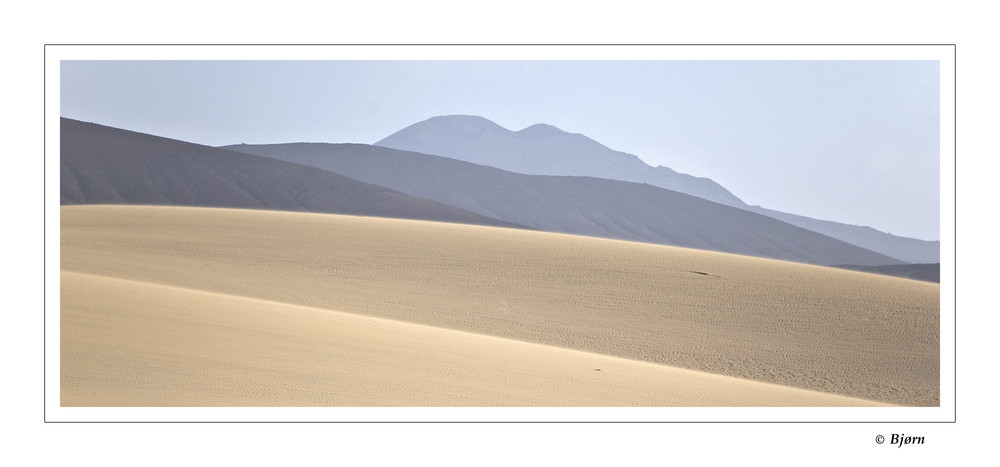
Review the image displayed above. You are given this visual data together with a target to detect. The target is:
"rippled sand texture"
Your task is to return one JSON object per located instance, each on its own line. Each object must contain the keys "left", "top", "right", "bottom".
{"left": 60, "top": 205, "right": 939, "bottom": 406}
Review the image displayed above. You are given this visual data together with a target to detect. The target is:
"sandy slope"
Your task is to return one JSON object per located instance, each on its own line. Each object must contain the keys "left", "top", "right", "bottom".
{"left": 61, "top": 271, "right": 888, "bottom": 406}
{"left": 60, "top": 205, "right": 939, "bottom": 406}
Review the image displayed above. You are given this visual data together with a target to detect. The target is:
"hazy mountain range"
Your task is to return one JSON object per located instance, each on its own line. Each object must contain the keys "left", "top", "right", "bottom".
{"left": 60, "top": 116, "right": 937, "bottom": 271}
{"left": 60, "top": 118, "right": 522, "bottom": 229}
{"left": 376, "top": 115, "right": 746, "bottom": 208}
{"left": 376, "top": 115, "right": 939, "bottom": 264}
{"left": 227, "top": 142, "right": 901, "bottom": 266}
{"left": 832, "top": 263, "right": 940, "bottom": 283}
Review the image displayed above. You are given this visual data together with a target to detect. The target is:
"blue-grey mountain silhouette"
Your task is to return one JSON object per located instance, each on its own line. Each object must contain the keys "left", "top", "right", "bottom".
{"left": 60, "top": 118, "right": 523, "bottom": 229}
{"left": 228, "top": 142, "right": 904, "bottom": 267}
{"left": 375, "top": 115, "right": 938, "bottom": 263}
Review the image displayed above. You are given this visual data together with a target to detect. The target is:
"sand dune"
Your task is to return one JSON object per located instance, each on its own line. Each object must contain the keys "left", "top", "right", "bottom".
{"left": 61, "top": 271, "right": 889, "bottom": 407}
{"left": 60, "top": 205, "right": 939, "bottom": 406}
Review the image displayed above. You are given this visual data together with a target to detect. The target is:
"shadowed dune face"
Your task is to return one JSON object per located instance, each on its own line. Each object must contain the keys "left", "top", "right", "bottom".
{"left": 60, "top": 205, "right": 939, "bottom": 406}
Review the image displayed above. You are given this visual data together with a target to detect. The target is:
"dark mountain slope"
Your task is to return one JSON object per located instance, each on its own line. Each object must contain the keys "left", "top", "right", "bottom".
{"left": 748, "top": 205, "right": 940, "bottom": 264}
{"left": 60, "top": 118, "right": 522, "bottom": 229}
{"left": 375, "top": 115, "right": 938, "bottom": 263}
{"left": 832, "top": 263, "right": 940, "bottom": 283}
{"left": 227, "top": 142, "right": 904, "bottom": 267}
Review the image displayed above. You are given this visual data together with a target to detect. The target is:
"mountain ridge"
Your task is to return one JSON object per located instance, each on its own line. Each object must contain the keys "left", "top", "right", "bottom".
{"left": 60, "top": 118, "right": 523, "bottom": 230}
{"left": 375, "top": 115, "right": 747, "bottom": 208}
{"left": 375, "top": 114, "right": 939, "bottom": 263}
{"left": 226, "top": 141, "right": 904, "bottom": 267}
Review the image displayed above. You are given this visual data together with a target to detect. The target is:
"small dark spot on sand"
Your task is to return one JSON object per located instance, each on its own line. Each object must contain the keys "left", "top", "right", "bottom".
{"left": 594, "top": 368, "right": 601, "bottom": 371}
{"left": 691, "top": 271, "right": 709, "bottom": 276}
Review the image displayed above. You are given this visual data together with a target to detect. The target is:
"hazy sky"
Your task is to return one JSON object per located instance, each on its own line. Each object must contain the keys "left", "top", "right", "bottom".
{"left": 61, "top": 59, "right": 941, "bottom": 241}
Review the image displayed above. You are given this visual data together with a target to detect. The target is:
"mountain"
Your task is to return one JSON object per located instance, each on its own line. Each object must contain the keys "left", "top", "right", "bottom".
{"left": 226, "top": 142, "right": 904, "bottom": 267}
{"left": 375, "top": 115, "right": 746, "bottom": 208}
{"left": 375, "top": 115, "right": 939, "bottom": 264}
{"left": 832, "top": 263, "right": 940, "bottom": 283}
{"left": 60, "top": 118, "right": 522, "bottom": 229}
{"left": 747, "top": 205, "right": 940, "bottom": 264}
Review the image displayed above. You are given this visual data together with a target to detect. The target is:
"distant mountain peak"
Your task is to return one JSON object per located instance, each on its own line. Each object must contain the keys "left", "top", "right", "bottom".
{"left": 413, "top": 116, "right": 578, "bottom": 139}
{"left": 517, "top": 122, "right": 566, "bottom": 134}
{"left": 376, "top": 115, "right": 748, "bottom": 208}
{"left": 416, "top": 115, "right": 505, "bottom": 134}
{"left": 378, "top": 114, "right": 938, "bottom": 263}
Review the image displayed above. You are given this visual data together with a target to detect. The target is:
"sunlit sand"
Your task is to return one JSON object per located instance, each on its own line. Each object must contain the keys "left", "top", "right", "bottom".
{"left": 60, "top": 205, "right": 938, "bottom": 406}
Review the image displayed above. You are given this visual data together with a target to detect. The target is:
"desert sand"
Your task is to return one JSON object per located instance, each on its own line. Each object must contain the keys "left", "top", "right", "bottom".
{"left": 61, "top": 271, "right": 890, "bottom": 406}
{"left": 60, "top": 205, "right": 939, "bottom": 406}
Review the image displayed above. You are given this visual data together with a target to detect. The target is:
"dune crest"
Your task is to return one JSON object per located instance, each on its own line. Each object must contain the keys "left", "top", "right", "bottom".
{"left": 61, "top": 205, "right": 939, "bottom": 406}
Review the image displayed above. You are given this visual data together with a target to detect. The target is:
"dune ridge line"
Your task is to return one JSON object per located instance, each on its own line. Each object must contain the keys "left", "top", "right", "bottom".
{"left": 61, "top": 205, "right": 939, "bottom": 406}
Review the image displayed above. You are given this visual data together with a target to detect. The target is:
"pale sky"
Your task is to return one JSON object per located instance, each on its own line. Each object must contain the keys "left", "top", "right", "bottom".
{"left": 61, "top": 59, "right": 941, "bottom": 241}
